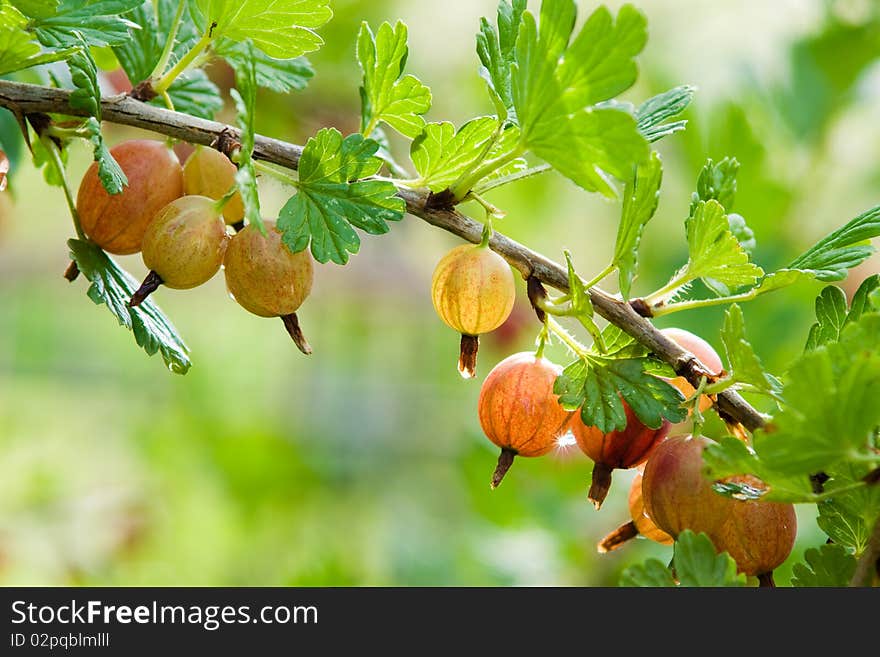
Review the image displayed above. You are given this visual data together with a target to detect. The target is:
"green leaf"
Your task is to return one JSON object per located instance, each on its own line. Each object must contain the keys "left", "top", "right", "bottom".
{"left": 620, "top": 530, "right": 746, "bottom": 587}
{"left": 10, "top": 1, "right": 58, "bottom": 19}
{"left": 511, "top": 0, "right": 649, "bottom": 197}
{"left": 636, "top": 85, "right": 695, "bottom": 142}
{"left": 554, "top": 355, "right": 686, "bottom": 434}
{"left": 216, "top": 39, "right": 313, "bottom": 93}
{"left": 554, "top": 3, "right": 647, "bottom": 109}
{"left": 277, "top": 128, "right": 406, "bottom": 265}
{"left": 165, "top": 69, "right": 223, "bottom": 119}
{"left": 619, "top": 559, "right": 676, "bottom": 587}
{"left": 806, "top": 276, "right": 880, "bottom": 351}
{"left": 0, "top": 4, "right": 49, "bottom": 76}
{"left": 720, "top": 304, "right": 774, "bottom": 392}
{"left": 530, "top": 107, "right": 648, "bottom": 198}
{"left": 702, "top": 436, "right": 815, "bottom": 503}
{"left": 673, "top": 530, "right": 746, "bottom": 587}
{"left": 561, "top": 251, "right": 606, "bottom": 348}
{"left": 680, "top": 200, "right": 764, "bottom": 291}
{"left": 111, "top": 1, "right": 221, "bottom": 118}
{"left": 597, "top": 324, "right": 650, "bottom": 360}
{"left": 68, "top": 238, "right": 191, "bottom": 373}
{"left": 476, "top": 0, "right": 526, "bottom": 117}
{"left": 192, "top": 0, "right": 332, "bottom": 59}
{"left": 67, "top": 43, "right": 101, "bottom": 117}
{"left": 410, "top": 118, "right": 522, "bottom": 193}
{"left": 687, "top": 157, "right": 756, "bottom": 297}
{"left": 227, "top": 41, "right": 262, "bottom": 234}
{"left": 847, "top": 274, "right": 880, "bottom": 326}
{"left": 2, "top": 4, "right": 82, "bottom": 77}
{"left": 725, "top": 213, "right": 756, "bottom": 254}
{"left": 816, "top": 465, "right": 880, "bottom": 553}
{"left": 752, "top": 268, "right": 816, "bottom": 296}
{"left": 789, "top": 204, "right": 880, "bottom": 281}
{"left": 81, "top": 117, "right": 127, "bottom": 195}
{"left": 112, "top": 0, "right": 182, "bottom": 85}
{"left": 805, "top": 285, "right": 848, "bottom": 351}
{"left": 23, "top": 0, "right": 143, "bottom": 48}
{"left": 614, "top": 151, "right": 662, "bottom": 298}
{"left": 357, "top": 21, "right": 431, "bottom": 139}
{"left": 753, "top": 313, "right": 880, "bottom": 476}
{"left": 791, "top": 544, "right": 857, "bottom": 587}
{"left": 691, "top": 157, "right": 739, "bottom": 214}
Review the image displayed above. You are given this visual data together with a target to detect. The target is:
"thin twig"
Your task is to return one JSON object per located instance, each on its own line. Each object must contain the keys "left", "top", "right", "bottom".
{"left": 0, "top": 79, "right": 769, "bottom": 431}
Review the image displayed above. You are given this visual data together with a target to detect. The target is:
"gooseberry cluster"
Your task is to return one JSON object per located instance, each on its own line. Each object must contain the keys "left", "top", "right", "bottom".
{"left": 427, "top": 248, "right": 796, "bottom": 583}
{"left": 74, "top": 139, "right": 315, "bottom": 352}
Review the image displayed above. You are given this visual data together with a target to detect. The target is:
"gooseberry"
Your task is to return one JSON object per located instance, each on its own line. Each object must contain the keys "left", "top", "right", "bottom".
{"left": 642, "top": 434, "right": 797, "bottom": 584}
{"left": 568, "top": 399, "right": 670, "bottom": 509}
{"left": 76, "top": 139, "right": 183, "bottom": 255}
{"left": 129, "top": 196, "right": 229, "bottom": 307}
{"left": 223, "top": 221, "right": 314, "bottom": 354}
{"left": 477, "top": 352, "right": 572, "bottom": 488}
{"left": 597, "top": 466, "right": 673, "bottom": 553}
{"left": 182, "top": 146, "right": 245, "bottom": 225}
{"left": 431, "top": 243, "right": 516, "bottom": 378}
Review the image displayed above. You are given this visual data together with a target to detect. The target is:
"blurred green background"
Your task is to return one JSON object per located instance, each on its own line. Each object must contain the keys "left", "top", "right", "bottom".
{"left": 1, "top": 0, "right": 879, "bottom": 586}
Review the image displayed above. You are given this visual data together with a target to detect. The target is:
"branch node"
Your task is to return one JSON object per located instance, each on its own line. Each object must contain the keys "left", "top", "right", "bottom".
{"left": 425, "top": 188, "right": 456, "bottom": 212}
{"left": 129, "top": 80, "right": 158, "bottom": 102}
{"left": 26, "top": 112, "right": 61, "bottom": 149}
{"left": 526, "top": 275, "right": 547, "bottom": 323}
{"left": 212, "top": 128, "right": 241, "bottom": 161}
{"left": 629, "top": 297, "right": 653, "bottom": 317}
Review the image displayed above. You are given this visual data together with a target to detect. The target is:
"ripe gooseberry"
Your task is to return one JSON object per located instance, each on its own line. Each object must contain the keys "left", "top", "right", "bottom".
{"left": 129, "top": 196, "right": 230, "bottom": 307}
{"left": 660, "top": 327, "right": 724, "bottom": 412}
{"left": 431, "top": 243, "right": 516, "bottom": 378}
{"left": 182, "top": 146, "right": 245, "bottom": 226}
{"left": 76, "top": 139, "right": 183, "bottom": 254}
{"left": 568, "top": 399, "right": 670, "bottom": 509}
{"left": 477, "top": 352, "right": 572, "bottom": 488}
{"left": 642, "top": 434, "right": 797, "bottom": 585}
{"left": 597, "top": 466, "right": 673, "bottom": 553}
{"left": 223, "top": 221, "right": 314, "bottom": 354}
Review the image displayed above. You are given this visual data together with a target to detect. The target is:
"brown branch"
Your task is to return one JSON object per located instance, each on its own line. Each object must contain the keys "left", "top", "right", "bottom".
{"left": 0, "top": 79, "right": 769, "bottom": 431}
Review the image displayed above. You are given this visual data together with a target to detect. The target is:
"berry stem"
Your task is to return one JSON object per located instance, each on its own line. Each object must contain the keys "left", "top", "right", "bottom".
{"left": 534, "top": 318, "right": 550, "bottom": 360}
{"left": 458, "top": 334, "right": 480, "bottom": 378}
{"left": 129, "top": 270, "right": 164, "bottom": 308}
{"left": 547, "top": 317, "right": 591, "bottom": 359}
{"left": 281, "top": 313, "right": 313, "bottom": 355}
{"left": 491, "top": 448, "right": 516, "bottom": 489}
{"left": 252, "top": 159, "right": 297, "bottom": 186}
{"left": 757, "top": 572, "right": 776, "bottom": 588}
{"left": 597, "top": 520, "right": 639, "bottom": 553}
{"left": 214, "top": 184, "right": 239, "bottom": 213}
{"left": 40, "top": 135, "right": 85, "bottom": 240}
{"left": 588, "top": 463, "right": 614, "bottom": 510}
